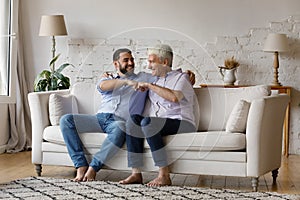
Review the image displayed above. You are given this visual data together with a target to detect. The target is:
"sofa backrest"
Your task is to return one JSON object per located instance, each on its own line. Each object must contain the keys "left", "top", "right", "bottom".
{"left": 70, "top": 82, "right": 271, "bottom": 131}
{"left": 71, "top": 82, "right": 102, "bottom": 114}
{"left": 194, "top": 85, "right": 271, "bottom": 131}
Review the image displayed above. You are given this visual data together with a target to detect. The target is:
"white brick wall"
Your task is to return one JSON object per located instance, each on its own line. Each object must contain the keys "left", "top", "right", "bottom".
{"left": 64, "top": 16, "right": 300, "bottom": 155}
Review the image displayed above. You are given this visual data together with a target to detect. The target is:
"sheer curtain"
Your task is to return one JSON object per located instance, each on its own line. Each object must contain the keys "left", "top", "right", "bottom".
{"left": 6, "top": 0, "right": 32, "bottom": 153}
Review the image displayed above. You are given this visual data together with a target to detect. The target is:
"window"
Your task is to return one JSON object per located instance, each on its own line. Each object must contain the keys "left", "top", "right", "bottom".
{"left": 0, "top": 0, "right": 17, "bottom": 103}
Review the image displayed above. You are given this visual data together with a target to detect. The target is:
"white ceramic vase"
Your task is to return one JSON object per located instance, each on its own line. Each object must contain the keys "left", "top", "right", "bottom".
{"left": 219, "top": 68, "right": 237, "bottom": 85}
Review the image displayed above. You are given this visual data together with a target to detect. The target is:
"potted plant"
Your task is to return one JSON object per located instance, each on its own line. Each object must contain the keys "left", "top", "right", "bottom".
{"left": 218, "top": 56, "right": 240, "bottom": 70}
{"left": 33, "top": 54, "right": 73, "bottom": 92}
{"left": 218, "top": 56, "right": 240, "bottom": 85}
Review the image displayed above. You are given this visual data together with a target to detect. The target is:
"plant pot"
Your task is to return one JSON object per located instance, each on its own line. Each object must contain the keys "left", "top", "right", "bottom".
{"left": 219, "top": 68, "right": 237, "bottom": 85}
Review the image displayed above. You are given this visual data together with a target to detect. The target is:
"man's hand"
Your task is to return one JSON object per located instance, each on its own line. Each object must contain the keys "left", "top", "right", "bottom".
{"left": 126, "top": 81, "right": 148, "bottom": 92}
{"left": 136, "top": 82, "right": 149, "bottom": 92}
{"left": 185, "top": 70, "right": 195, "bottom": 85}
{"left": 102, "top": 71, "right": 114, "bottom": 78}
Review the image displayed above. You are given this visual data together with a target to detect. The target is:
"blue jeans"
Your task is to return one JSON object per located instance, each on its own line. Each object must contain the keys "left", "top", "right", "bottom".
{"left": 126, "top": 115, "right": 196, "bottom": 168}
{"left": 60, "top": 113, "right": 126, "bottom": 172}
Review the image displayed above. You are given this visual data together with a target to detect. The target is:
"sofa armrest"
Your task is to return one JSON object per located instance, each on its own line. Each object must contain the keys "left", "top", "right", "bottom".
{"left": 246, "top": 94, "right": 289, "bottom": 176}
{"left": 28, "top": 89, "right": 70, "bottom": 164}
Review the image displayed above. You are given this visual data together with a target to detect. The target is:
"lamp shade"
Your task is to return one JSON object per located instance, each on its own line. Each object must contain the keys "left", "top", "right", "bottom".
{"left": 39, "top": 15, "right": 68, "bottom": 36}
{"left": 263, "top": 33, "right": 289, "bottom": 52}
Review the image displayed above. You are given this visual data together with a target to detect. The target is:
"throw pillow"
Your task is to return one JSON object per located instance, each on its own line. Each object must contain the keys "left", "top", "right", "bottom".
{"left": 49, "top": 93, "right": 78, "bottom": 125}
{"left": 225, "top": 99, "right": 251, "bottom": 133}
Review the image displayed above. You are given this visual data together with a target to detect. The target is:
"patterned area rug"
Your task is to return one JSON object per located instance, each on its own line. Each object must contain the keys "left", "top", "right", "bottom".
{"left": 0, "top": 176, "right": 299, "bottom": 200}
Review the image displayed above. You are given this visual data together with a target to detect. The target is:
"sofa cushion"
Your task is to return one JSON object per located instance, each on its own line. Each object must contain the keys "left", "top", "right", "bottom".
{"left": 195, "top": 85, "right": 270, "bottom": 131}
{"left": 167, "top": 151, "right": 246, "bottom": 162}
{"left": 43, "top": 126, "right": 107, "bottom": 148}
{"left": 43, "top": 126, "right": 246, "bottom": 151}
{"left": 226, "top": 100, "right": 251, "bottom": 133}
{"left": 163, "top": 131, "right": 246, "bottom": 151}
{"left": 49, "top": 94, "right": 78, "bottom": 125}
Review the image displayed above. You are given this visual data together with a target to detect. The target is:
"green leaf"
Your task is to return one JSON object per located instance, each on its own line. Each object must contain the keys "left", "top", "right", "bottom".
{"left": 49, "top": 54, "right": 60, "bottom": 67}
{"left": 50, "top": 77, "right": 58, "bottom": 90}
{"left": 56, "top": 63, "right": 73, "bottom": 73}
{"left": 34, "top": 79, "right": 48, "bottom": 92}
{"left": 33, "top": 70, "right": 51, "bottom": 92}
{"left": 58, "top": 76, "right": 70, "bottom": 89}
{"left": 53, "top": 72, "right": 70, "bottom": 89}
{"left": 34, "top": 70, "right": 51, "bottom": 82}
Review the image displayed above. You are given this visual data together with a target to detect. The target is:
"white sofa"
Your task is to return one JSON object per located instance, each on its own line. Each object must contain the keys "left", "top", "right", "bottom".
{"left": 28, "top": 82, "right": 289, "bottom": 191}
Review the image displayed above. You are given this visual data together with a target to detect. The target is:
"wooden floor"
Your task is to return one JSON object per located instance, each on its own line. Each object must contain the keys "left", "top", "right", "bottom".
{"left": 0, "top": 151, "right": 300, "bottom": 194}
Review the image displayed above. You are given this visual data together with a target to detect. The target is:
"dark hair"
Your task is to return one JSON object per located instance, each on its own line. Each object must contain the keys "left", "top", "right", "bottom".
{"left": 113, "top": 48, "right": 132, "bottom": 61}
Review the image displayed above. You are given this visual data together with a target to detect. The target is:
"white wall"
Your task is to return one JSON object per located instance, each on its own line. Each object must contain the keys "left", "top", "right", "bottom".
{"left": 20, "top": 0, "right": 300, "bottom": 88}
{"left": 15, "top": 0, "right": 300, "bottom": 154}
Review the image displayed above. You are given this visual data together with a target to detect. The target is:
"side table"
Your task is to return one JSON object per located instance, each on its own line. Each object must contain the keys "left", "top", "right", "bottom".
{"left": 200, "top": 84, "right": 291, "bottom": 157}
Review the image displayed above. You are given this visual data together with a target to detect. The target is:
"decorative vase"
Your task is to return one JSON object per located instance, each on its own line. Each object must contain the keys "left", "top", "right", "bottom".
{"left": 219, "top": 68, "right": 237, "bottom": 85}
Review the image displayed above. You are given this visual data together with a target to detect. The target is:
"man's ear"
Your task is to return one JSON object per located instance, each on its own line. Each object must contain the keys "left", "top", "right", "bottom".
{"left": 113, "top": 61, "right": 118, "bottom": 67}
{"left": 163, "top": 58, "right": 169, "bottom": 66}
{"left": 113, "top": 61, "right": 119, "bottom": 70}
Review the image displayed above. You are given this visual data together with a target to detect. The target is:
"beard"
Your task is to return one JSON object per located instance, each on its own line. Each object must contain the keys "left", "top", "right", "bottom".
{"left": 118, "top": 61, "right": 134, "bottom": 75}
{"left": 119, "top": 67, "right": 129, "bottom": 75}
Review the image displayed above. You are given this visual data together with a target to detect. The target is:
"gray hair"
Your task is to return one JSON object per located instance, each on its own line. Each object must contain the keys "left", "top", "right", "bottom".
{"left": 147, "top": 44, "right": 173, "bottom": 67}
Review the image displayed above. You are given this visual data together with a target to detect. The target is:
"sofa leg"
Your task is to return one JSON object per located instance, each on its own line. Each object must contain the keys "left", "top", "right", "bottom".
{"left": 272, "top": 168, "right": 279, "bottom": 184}
{"left": 35, "top": 164, "right": 42, "bottom": 176}
{"left": 251, "top": 177, "right": 258, "bottom": 192}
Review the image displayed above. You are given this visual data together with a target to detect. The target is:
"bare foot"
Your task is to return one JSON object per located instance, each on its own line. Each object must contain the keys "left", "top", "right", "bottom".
{"left": 147, "top": 175, "right": 171, "bottom": 187}
{"left": 74, "top": 166, "right": 88, "bottom": 182}
{"left": 119, "top": 173, "right": 143, "bottom": 184}
{"left": 82, "top": 167, "right": 97, "bottom": 181}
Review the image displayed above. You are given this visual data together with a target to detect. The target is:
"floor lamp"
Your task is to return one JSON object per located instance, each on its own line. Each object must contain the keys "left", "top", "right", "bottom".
{"left": 263, "top": 33, "right": 289, "bottom": 86}
{"left": 39, "top": 15, "right": 68, "bottom": 69}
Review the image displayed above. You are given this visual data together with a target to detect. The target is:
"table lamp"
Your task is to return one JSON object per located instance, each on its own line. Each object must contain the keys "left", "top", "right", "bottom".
{"left": 263, "top": 33, "right": 289, "bottom": 86}
{"left": 39, "top": 15, "right": 68, "bottom": 60}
